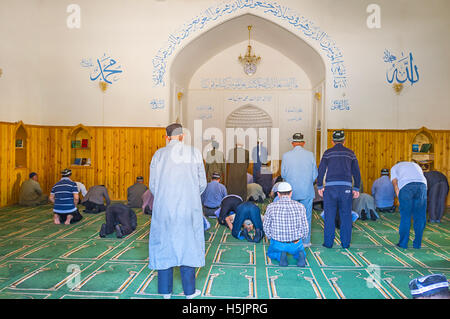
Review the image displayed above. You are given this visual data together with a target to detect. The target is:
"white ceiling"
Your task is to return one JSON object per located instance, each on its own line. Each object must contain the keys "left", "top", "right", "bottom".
{"left": 170, "top": 13, "right": 326, "bottom": 88}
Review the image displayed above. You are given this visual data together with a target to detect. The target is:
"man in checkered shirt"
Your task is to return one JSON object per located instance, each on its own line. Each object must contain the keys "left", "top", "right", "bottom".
{"left": 263, "top": 182, "right": 308, "bottom": 267}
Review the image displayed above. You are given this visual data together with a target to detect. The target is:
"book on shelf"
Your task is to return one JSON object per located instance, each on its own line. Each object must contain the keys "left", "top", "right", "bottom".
{"left": 412, "top": 144, "right": 419, "bottom": 152}
{"left": 81, "top": 139, "right": 88, "bottom": 148}
{"left": 72, "top": 140, "right": 82, "bottom": 148}
{"left": 15, "top": 139, "right": 23, "bottom": 148}
{"left": 81, "top": 158, "right": 87, "bottom": 165}
{"left": 419, "top": 143, "right": 432, "bottom": 153}
{"left": 74, "top": 158, "right": 82, "bottom": 165}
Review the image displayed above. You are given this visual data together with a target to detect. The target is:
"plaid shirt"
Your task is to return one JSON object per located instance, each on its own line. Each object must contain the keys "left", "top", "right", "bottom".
{"left": 263, "top": 196, "right": 309, "bottom": 242}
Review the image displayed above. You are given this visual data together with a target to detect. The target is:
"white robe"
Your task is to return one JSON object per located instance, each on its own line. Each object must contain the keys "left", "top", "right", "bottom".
{"left": 148, "top": 139, "right": 207, "bottom": 269}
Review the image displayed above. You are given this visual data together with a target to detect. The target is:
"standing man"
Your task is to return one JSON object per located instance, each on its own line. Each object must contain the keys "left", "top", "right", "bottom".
{"left": 18, "top": 172, "right": 48, "bottom": 206}
{"left": 226, "top": 143, "right": 249, "bottom": 200}
{"left": 372, "top": 168, "right": 396, "bottom": 213}
{"left": 49, "top": 169, "right": 83, "bottom": 225}
{"left": 390, "top": 161, "right": 427, "bottom": 249}
{"left": 281, "top": 133, "right": 318, "bottom": 247}
{"left": 263, "top": 182, "right": 309, "bottom": 267}
{"left": 148, "top": 123, "right": 207, "bottom": 299}
{"left": 423, "top": 170, "right": 449, "bottom": 223}
{"left": 317, "top": 130, "right": 361, "bottom": 249}
{"left": 127, "top": 176, "right": 148, "bottom": 208}
{"left": 205, "top": 139, "right": 226, "bottom": 183}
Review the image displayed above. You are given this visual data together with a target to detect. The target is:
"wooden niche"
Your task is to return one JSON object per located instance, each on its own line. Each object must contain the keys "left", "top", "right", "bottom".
{"left": 15, "top": 121, "right": 28, "bottom": 168}
{"left": 410, "top": 127, "right": 434, "bottom": 172}
{"left": 70, "top": 124, "right": 92, "bottom": 167}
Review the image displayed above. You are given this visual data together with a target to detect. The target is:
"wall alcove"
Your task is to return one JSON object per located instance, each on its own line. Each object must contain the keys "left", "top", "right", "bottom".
{"left": 69, "top": 124, "right": 93, "bottom": 167}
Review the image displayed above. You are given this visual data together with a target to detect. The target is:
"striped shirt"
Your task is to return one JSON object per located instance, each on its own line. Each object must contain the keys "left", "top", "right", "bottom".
{"left": 50, "top": 178, "right": 78, "bottom": 213}
{"left": 263, "top": 196, "right": 309, "bottom": 242}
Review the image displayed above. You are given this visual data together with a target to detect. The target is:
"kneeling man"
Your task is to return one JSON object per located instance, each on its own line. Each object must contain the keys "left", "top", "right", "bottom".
{"left": 263, "top": 182, "right": 309, "bottom": 267}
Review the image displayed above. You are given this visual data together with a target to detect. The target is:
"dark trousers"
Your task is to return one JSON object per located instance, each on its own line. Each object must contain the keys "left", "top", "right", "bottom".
{"left": 104, "top": 203, "right": 137, "bottom": 236}
{"left": 158, "top": 266, "right": 195, "bottom": 295}
{"left": 323, "top": 185, "right": 353, "bottom": 248}
{"left": 231, "top": 207, "right": 263, "bottom": 239}
{"left": 218, "top": 197, "right": 243, "bottom": 225}
{"left": 55, "top": 209, "right": 83, "bottom": 224}
{"left": 398, "top": 182, "right": 427, "bottom": 249}
{"left": 83, "top": 201, "right": 106, "bottom": 214}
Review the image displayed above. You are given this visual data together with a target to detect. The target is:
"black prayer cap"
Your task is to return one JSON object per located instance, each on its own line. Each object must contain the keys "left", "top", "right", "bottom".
{"left": 61, "top": 168, "right": 72, "bottom": 177}
{"left": 166, "top": 123, "right": 183, "bottom": 137}
{"left": 409, "top": 274, "right": 449, "bottom": 298}
{"left": 292, "top": 133, "right": 305, "bottom": 143}
{"left": 332, "top": 130, "right": 345, "bottom": 142}
{"left": 29, "top": 172, "right": 37, "bottom": 179}
{"left": 136, "top": 176, "right": 144, "bottom": 182}
{"left": 381, "top": 168, "right": 389, "bottom": 175}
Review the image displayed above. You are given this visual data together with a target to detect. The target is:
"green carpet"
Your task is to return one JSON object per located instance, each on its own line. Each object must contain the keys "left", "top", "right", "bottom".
{"left": 0, "top": 203, "right": 448, "bottom": 299}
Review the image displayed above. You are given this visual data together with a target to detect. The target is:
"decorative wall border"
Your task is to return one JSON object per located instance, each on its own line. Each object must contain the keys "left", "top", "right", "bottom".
{"left": 152, "top": 0, "right": 347, "bottom": 89}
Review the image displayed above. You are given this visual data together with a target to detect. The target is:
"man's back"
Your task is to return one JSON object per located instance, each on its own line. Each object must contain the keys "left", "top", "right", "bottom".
{"left": 19, "top": 180, "right": 42, "bottom": 205}
{"left": 372, "top": 175, "right": 395, "bottom": 208}
{"left": 127, "top": 183, "right": 148, "bottom": 208}
{"left": 263, "top": 197, "right": 309, "bottom": 242}
{"left": 281, "top": 146, "right": 317, "bottom": 200}
{"left": 84, "top": 185, "right": 111, "bottom": 206}
{"left": 390, "top": 162, "right": 427, "bottom": 190}
{"left": 202, "top": 180, "right": 227, "bottom": 208}
{"left": 317, "top": 143, "right": 361, "bottom": 190}
{"left": 51, "top": 178, "right": 78, "bottom": 213}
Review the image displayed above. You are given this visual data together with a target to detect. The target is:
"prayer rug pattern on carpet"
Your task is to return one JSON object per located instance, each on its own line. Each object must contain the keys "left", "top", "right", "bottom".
{"left": 0, "top": 203, "right": 448, "bottom": 299}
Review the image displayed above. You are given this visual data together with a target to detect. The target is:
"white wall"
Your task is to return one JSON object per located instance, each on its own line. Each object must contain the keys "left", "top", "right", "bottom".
{"left": 0, "top": 0, "right": 449, "bottom": 130}
{"left": 185, "top": 40, "right": 314, "bottom": 158}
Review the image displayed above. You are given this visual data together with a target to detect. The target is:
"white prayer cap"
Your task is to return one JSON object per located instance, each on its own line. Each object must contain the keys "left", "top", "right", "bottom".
{"left": 276, "top": 182, "right": 292, "bottom": 192}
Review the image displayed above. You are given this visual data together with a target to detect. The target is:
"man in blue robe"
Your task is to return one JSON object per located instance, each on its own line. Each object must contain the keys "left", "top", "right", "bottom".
{"left": 148, "top": 123, "right": 207, "bottom": 299}
{"left": 281, "top": 133, "right": 318, "bottom": 247}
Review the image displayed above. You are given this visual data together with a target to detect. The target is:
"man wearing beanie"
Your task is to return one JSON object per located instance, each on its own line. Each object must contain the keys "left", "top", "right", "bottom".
{"left": 317, "top": 130, "right": 361, "bottom": 249}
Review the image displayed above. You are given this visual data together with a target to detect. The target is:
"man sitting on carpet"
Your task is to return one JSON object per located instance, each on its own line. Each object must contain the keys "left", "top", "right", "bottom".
{"left": 263, "top": 182, "right": 308, "bottom": 267}
{"left": 127, "top": 176, "right": 148, "bottom": 208}
{"left": 201, "top": 172, "right": 227, "bottom": 217}
{"left": 372, "top": 168, "right": 396, "bottom": 213}
{"left": 99, "top": 202, "right": 137, "bottom": 238}
{"left": 82, "top": 184, "right": 111, "bottom": 214}
{"left": 225, "top": 197, "right": 264, "bottom": 243}
{"left": 18, "top": 172, "right": 48, "bottom": 206}
{"left": 49, "top": 169, "right": 83, "bottom": 225}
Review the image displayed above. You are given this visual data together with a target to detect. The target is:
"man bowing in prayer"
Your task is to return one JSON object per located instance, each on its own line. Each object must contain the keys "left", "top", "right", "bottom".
{"left": 148, "top": 123, "right": 207, "bottom": 299}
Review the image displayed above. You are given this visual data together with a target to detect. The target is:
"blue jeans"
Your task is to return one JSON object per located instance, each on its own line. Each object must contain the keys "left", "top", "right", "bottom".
{"left": 398, "top": 182, "right": 427, "bottom": 249}
{"left": 296, "top": 197, "right": 313, "bottom": 245}
{"left": 323, "top": 185, "right": 353, "bottom": 248}
{"left": 158, "top": 266, "right": 195, "bottom": 295}
{"left": 267, "top": 239, "right": 306, "bottom": 262}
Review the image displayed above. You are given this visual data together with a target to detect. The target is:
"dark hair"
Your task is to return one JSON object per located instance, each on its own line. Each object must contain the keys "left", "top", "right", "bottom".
{"left": 277, "top": 191, "right": 291, "bottom": 196}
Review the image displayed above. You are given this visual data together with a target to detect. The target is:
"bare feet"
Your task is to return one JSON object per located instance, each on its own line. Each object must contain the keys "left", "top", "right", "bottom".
{"left": 54, "top": 215, "right": 61, "bottom": 225}
{"left": 64, "top": 215, "right": 73, "bottom": 225}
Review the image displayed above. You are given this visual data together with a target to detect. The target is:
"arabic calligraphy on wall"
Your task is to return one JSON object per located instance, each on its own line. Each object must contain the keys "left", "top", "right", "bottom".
{"left": 150, "top": 99, "right": 165, "bottom": 110}
{"left": 152, "top": 0, "right": 347, "bottom": 89}
{"left": 81, "top": 53, "right": 123, "bottom": 84}
{"left": 201, "top": 77, "right": 298, "bottom": 90}
{"left": 330, "top": 99, "right": 350, "bottom": 111}
{"left": 383, "top": 50, "right": 419, "bottom": 85}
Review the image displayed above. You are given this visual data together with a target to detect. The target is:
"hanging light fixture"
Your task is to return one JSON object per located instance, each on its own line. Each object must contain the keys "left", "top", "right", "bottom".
{"left": 238, "top": 25, "right": 261, "bottom": 76}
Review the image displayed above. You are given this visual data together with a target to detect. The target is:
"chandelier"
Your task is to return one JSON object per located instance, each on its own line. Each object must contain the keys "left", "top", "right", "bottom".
{"left": 238, "top": 25, "right": 261, "bottom": 76}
